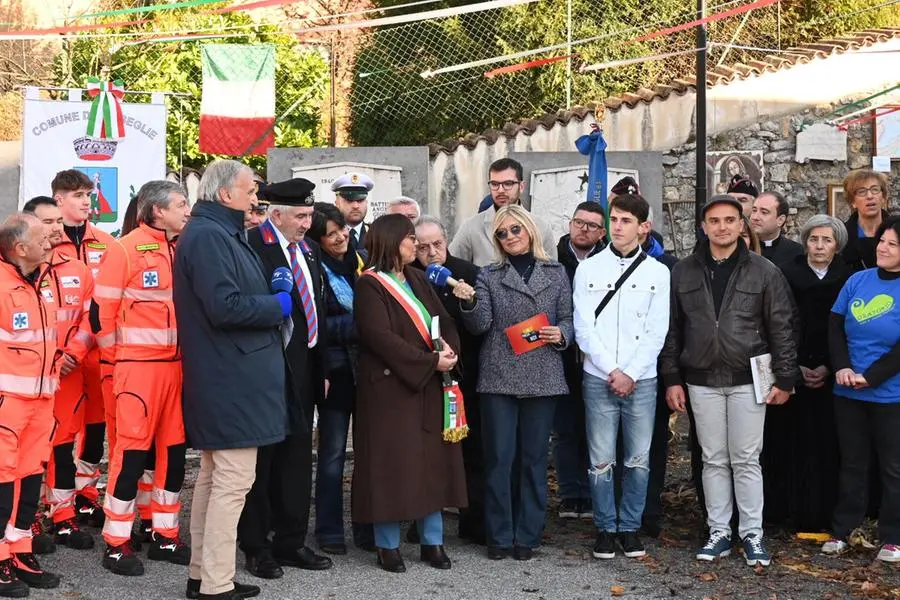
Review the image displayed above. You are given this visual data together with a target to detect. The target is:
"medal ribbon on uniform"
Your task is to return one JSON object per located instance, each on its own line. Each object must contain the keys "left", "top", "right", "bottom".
{"left": 363, "top": 270, "right": 469, "bottom": 443}
{"left": 86, "top": 78, "right": 126, "bottom": 140}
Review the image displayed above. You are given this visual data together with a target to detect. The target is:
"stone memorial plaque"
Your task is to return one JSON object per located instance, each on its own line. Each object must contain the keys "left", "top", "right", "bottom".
{"left": 291, "top": 161, "right": 403, "bottom": 222}
{"left": 529, "top": 166, "right": 639, "bottom": 243}
{"left": 795, "top": 123, "right": 847, "bottom": 163}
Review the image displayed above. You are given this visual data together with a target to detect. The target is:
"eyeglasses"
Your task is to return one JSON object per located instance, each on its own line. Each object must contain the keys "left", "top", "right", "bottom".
{"left": 571, "top": 218, "right": 603, "bottom": 232}
{"left": 488, "top": 180, "right": 520, "bottom": 191}
{"left": 854, "top": 185, "right": 883, "bottom": 197}
{"left": 416, "top": 240, "right": 445, "bottom": 253}
{"left": 495, "top": 224, "right": 523, "bottom": 240}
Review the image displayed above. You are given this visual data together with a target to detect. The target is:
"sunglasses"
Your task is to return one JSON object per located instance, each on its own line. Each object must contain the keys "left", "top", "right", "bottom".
{"left": 495, "top": 224, "right": 523, "bottom": 241}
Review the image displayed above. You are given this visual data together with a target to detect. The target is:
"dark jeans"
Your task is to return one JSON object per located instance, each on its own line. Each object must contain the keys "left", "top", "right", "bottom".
{"left": 481, "top": 394, "right": 557, "bottom": 549}
{"left": 553, "top": 392, "right": 590, "bottom": 501}
{"left": 314, "top": 407, "right": 372, "bottom": 546}
{"left": 832, "top": 396, "right": 900, "bottom": 545}
{"left": 459, "top": 389, "right": 485, "bottom": 535}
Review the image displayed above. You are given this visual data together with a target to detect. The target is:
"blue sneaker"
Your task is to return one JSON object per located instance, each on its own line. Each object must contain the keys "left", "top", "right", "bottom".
{"left": 742, "top": 533, "right": 771, "bottom": 567}
{"left": 696, "top": 530, "right": 731, "bottom": 561}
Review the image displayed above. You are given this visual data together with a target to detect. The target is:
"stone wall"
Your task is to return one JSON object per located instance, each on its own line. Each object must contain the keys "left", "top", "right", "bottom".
{"left": 661, "top": 108, "right": 900, "bottom": 257}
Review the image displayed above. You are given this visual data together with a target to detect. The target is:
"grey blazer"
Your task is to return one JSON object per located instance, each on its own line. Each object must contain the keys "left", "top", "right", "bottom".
{"left": 461, "top": 260, "right": 573, "bottom": 397}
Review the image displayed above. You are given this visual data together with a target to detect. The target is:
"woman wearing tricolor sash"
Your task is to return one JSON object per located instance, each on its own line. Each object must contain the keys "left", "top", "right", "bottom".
{"left": 352, "top": 214, "right": 467, "bottom": 573}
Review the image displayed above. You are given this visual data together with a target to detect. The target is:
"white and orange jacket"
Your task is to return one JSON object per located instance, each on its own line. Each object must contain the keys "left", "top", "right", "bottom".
{"left": 0, "top": 259, "right": 60, "bottom": 399}
{"left": 48, "top": 248, "right": 94, "bottom": 364}
{"left": 93, "top": 223, "right": 179, "bottom": 363}
{"left": 54, "top": 222, "right": 117, "bottom": 279}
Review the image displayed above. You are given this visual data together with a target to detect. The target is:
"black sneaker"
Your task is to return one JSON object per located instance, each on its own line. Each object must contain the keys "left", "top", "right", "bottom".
{"left": 30, "top": 515, "right": 56, "bottom": 555}
{"left": 0, "top": 558, "right": 28, "bottom": 598}
{"left": 132, "top": 519, "right": 153, "bottom": 547}
{"left": 558, "top": 499, "right": 579, "bottom": 519}
{"left": 74, "top": 494, "right": 105, "bottom": 527}
{"left": 619, "top": 531, "right": 646, "bottom": 558}
{"left": 103, "top": 542, "right": 144, "bottom": 576}
{"left": 147, "top": 532, "right": 191, "bottom": 565}
{"left": 592, "top": 531, "right": 616, "bottom": 559}
{"left": 11, "top": 553, "right": 60, "bottom": 589}
{"left": 578, "top": 498, "right": 594, "bottom": 520}
{"left": 53, "top": 518, "right": 95, "bottom": 550}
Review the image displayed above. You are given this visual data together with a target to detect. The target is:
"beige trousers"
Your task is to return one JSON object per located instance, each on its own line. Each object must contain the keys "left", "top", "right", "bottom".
{"left": 189, "top": 447, "right": 258, "bottom": 596}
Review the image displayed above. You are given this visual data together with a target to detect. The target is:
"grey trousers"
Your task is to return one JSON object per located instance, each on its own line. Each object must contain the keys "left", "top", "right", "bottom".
{"left": 687, "top": 384, "right": 766, "bottom": 539}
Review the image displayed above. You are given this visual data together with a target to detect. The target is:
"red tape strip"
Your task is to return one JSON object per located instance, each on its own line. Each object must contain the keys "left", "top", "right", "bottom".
{"left": 484, "top": 54, "right": 573, "bottom": 78}
{"left": 632, "top": 0, "right": 778, "bottom": 43}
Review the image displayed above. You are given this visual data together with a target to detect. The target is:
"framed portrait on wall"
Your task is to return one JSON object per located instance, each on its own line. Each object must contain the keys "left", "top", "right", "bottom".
{"left": 874, "top": 106, "right": 900, "bottom": 159}
{"left": 827, "top": 183, "right": 850, "bottom": 222}
{"left": 706, "top": 151, "right": 764, "bottom": 196}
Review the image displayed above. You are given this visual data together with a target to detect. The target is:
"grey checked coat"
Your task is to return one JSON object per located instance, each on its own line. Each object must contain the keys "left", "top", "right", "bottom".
{"left": 461, "top": 260, "right": 574, "bottom": 397}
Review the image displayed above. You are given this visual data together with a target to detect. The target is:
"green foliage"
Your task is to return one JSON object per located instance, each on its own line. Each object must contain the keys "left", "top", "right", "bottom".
{"left": 53, "top": 9, "right": 329, "bottom": 170}
{"left": 350, "top": 0, "right": 900, "bottom": 146}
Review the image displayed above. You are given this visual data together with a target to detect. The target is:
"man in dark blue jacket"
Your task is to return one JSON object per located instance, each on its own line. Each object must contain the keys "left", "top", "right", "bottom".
{"left": 174, "top": 159, "right": 289, "bottom": 600}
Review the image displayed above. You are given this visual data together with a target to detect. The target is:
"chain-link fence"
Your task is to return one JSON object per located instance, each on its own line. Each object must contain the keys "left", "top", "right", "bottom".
{"left": 1, "top": 0, "right": 897, "bottom": 166}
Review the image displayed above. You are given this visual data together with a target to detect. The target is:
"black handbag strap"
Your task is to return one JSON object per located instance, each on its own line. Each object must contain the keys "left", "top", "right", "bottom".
{"left": 594, "top": 252, "right": 648, "bottom": 319}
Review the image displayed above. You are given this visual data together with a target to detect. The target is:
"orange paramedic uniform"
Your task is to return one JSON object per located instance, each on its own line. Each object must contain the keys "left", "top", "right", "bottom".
{"left": 53, "top": 222, "right": 115, "bottom": 506}
{"left": 44, "top": 250, "right": 94, "bottom": 524}
{"left": 0, "top": 259, "right": 59, "bottom": 560}
{"left": 94, "top": 224, "right": 184, "bottom": 547}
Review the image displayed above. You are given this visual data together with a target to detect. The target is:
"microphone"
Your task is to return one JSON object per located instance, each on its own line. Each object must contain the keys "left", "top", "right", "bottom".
{"left": 426, "top": 263, "right": 466, "bottom": 290}
{"left": 271, "top": 267, "right": 294, "bottom": 294}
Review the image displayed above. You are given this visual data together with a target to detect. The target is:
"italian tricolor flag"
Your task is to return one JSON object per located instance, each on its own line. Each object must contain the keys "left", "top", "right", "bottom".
{"left": 199, "top": 44, "right": 275, "bottom": 156}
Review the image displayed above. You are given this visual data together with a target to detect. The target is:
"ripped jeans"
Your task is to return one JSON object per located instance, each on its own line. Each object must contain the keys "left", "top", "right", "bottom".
{"left": 584, "top": 374, "right": 657, "bottom": 532}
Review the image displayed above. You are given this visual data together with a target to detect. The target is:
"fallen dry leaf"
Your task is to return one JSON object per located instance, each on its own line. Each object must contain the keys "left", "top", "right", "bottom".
{"left": 861, "top": 581, "right": 877, "bottom": 594}
{"left": 611, "top": 585, "right": 626, "bottom": 596}
{"left": 698, "top": 572, "right": 719, "bottom": 582}
{"left": 754, "top": 564, "right": 766, "bottom": 575}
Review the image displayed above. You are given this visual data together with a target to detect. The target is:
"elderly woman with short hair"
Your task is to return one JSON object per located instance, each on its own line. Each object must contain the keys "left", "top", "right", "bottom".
{"left": 841, "top": 169, "right": 890, "bottom": 272}
{"left": 762, "top": 214, "right": 851, "bottom": 531}
{"left": 457, "top": 204, "right": 573, "bottom": 561}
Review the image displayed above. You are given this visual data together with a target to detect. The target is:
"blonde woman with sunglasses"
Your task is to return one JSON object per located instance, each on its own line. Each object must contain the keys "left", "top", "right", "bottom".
{"left": 459, "top": 204, "right": 574, "bottom": 562}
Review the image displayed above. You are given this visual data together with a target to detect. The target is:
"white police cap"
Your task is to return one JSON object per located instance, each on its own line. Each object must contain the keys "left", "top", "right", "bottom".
{"left": 331, "top": 172, "right": 375, "bottom": 195}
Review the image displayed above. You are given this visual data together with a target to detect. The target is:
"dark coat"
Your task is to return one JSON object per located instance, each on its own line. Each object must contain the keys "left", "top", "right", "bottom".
{"left": 412, "top": 253, "right": 482, "bottom": 400}
{"left": 842, "top": 210, "right": 889, "bottom": 272}
{"left": 348, "top": 223, "right": 369, "bottom": 254}
{"left": 174, "top": 201, "right": 286, "bottom": 450}
{"left": 248, "top": 222, "right": 327, "bottom": 432}
{"left": 351, "top": 266, "right": 467, "bottom": 523}
{"left": 760, "top": 234, "right": 804, "bottom": 268}
{"left": 780, "top": 254, "right": 851, "bottom": 370}
{"left": 556, "top": 234, "right": 602, "bottom": 387}
{"left": 320, "top": 250, "right": 362, "bottom": 412}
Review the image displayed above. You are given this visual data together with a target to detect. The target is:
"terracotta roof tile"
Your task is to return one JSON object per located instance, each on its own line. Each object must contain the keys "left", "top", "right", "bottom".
{"left": 430, "top": 27, "right": 900, "bottom": 156}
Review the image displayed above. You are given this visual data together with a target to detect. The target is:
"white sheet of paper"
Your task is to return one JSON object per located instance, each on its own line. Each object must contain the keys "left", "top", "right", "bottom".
{"left": 281, "top": 316, "right": 294, "bottom": 349}
{"left": 873, "top": 156, "right": 892, "bottom": 172}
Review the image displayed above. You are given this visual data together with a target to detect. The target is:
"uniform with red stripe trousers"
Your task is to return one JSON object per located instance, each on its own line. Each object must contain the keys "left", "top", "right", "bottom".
{"left": 0, "top": 213, "right": 62, "bottom": 597}
{"left": 22, "top": 195, "right": 98, "bottom": 554}
{"left": 92, "top": 181, "right": 192, "bottom": 577}
{"left": 51, "top": 170, "right": 118, "bottom": 530}
{"left": 238, "top": 178, "right": 333, "bottom": 578}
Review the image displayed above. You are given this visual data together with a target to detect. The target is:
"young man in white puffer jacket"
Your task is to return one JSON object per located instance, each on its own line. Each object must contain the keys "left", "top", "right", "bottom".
{"left": 572, "top": 193, "right": 670, "bottom": 561}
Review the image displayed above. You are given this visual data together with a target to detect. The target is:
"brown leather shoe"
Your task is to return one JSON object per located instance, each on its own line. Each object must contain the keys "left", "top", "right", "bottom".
{"left": 419, "top": 544, "right": 451, "bottom": 569}
{"left": 376, "top": 548, "right": 406, "bottom": 573}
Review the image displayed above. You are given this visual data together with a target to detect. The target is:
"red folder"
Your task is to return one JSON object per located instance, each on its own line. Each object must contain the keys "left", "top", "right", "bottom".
{"left": 505, "top": 313, "right": 551, "bottom": 356}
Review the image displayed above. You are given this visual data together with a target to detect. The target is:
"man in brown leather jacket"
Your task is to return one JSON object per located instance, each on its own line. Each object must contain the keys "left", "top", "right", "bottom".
{"left": 660, "top": 195, "right": 796, "bottom": 569}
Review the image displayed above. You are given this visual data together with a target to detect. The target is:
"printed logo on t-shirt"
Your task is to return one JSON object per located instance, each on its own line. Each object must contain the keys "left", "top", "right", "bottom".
{"left": 142, "top": 270, "right": 159, "bottom": 288}
{"left": 12, "top": 312, "right": 28, "bottom": 330}
{"left": 60, "top": 276, "right": 81, "bottom": 288}
{"left": 850, "top": 294, "right": 894, "bottom": 324}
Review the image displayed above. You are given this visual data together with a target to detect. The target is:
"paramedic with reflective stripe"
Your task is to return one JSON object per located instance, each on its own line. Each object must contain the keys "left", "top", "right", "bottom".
{"left": 23, "top": 196, "right": 97, "bottom": 553}
{"left": 93, "top": 181, "right": 192, "bottom": 577}
{"left": 51, "top": 169, "right": 116, "bottom": 527}
{"left": 0, "top": 213, "right": 62, "bottom": 596}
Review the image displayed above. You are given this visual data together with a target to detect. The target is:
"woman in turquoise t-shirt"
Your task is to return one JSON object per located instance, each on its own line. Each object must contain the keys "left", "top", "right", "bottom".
{"left": 823, "top": 215, "right": 900, "bottom": 563}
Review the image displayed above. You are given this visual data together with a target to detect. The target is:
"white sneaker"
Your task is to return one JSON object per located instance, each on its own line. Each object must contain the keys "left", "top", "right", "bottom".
{"left": 821, "top": 538, "right": 849, "bottom": 555}
{"left": 876, "top": 544, "right": 900, "bottom": 562}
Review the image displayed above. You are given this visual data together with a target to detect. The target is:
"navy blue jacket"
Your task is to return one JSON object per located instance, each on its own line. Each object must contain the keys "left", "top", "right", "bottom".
{"left": 174, "top": 201, "right": 287, "bottom": 450}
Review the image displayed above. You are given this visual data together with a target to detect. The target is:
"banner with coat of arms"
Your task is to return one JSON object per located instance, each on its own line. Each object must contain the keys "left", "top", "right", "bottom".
{"left": 19, "top": 90, "right": 167, "bottom": 236}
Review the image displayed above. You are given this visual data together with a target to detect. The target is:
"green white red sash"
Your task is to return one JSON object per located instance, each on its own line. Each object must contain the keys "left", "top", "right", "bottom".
{"left": 363, "top": 269, "right": 469, "bottom": 442}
